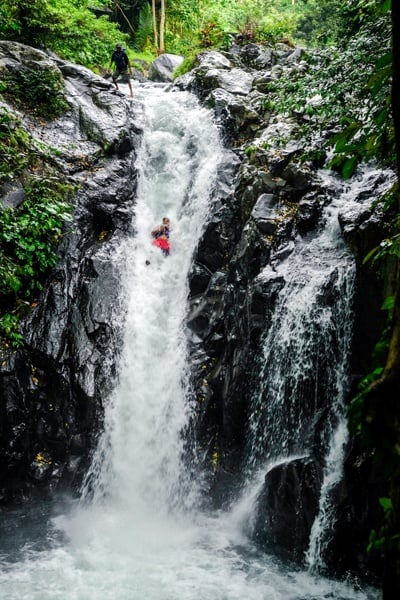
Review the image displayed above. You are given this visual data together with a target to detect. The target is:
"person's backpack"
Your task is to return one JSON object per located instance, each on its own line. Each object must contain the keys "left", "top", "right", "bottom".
{"left": 114, "top": 49, "right": 128, "bottom": 70}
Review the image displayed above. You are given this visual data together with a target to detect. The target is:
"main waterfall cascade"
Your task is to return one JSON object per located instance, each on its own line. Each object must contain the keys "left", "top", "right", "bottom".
{"left": 0, "top": 86, "right": 380, "bottom": 599}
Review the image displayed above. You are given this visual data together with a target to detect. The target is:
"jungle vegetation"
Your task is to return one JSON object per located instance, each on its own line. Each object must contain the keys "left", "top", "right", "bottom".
{"left": 0, "top": 1, "right": 373, "bottom": 67}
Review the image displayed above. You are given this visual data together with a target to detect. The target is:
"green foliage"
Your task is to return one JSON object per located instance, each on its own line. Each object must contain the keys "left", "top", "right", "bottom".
{"left": 0, "top": 176, "right": 73, "bottom": 298}
{"left": 0, "top": 311, "right": 24, "bottom": 348}
{"left": 0, "top": 106, "right": 75, "bottom": 347}
{"left": 260, "top": 8, "right": 393, "bottom": 174}
{"left": 367, "top": 497, "right": 400, "bottom": 557}
{"left": 134, "top": 2, "right": 153, "bottom": 51}
{"left": 168, "top": 0, "right": 200, "bottom": 35}
{"left": 2, "top": 0, "right": 373, "bottom": 63}
{"left": 0, "top": 176, "right": 74, "bottom": 347}
{"left": 199, "top": 21, "right": 231, "bottom": 49}
{"left": 363, "top": 232, "right": 400, "bottom": 267}
{"left": 295, "top": 0, "right": 348, "bottom": 45}
{"left": 328, "top": 46, "right": 394, "bottom": 176}
{"left": 359, "top": 181, "right": 399, "bottom": 346}
{"left": 195, "top": 0, "right": 351, "bottom": 48}
{"left": 0, "top": 109, "right": 34, "bottom": 183}
{"left": 348, "top": 275, "right": 396, "bottom": 440}
{"left": 108, "top": 0, "right": 149, "bottom": 37}
{"left": 0, "top": 0, "right": 125, "bottom": 68}
{"left": 0, "top": 3, "right": 21, "bottom": 38}
{"left": 244, "top": 145, "right": 257, "bottom": 160}
{"left": 163, "top": 0, "right": 316, "bottom": 63}
{"left": 257, "top": 9, "right": 298, "bottom": 44}
{"left": 1, "top": 67, "right": 69, "bottom": 120}
{"left": 163, "top": 31, "right": 194, "bottom": 56}
{"left": 173, "top": 52, "right": 201, "bottom": 78}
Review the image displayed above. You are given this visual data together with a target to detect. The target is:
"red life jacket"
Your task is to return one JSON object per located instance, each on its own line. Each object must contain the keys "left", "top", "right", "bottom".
{"left": 152, "top": 237, "right": 170, "bottom": 251}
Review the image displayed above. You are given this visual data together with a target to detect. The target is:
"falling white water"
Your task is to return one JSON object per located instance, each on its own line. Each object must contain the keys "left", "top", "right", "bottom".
{"left": 246, "top": 175, "right": 355, "bottom": 467}
{"left": 244, "top": 167, "right": 395, "bottom": 573}
{"left": 80, "top": 85, "right": 224, "bottom": 514}
{"left": 305, "top": 168, "right": 395, "bottom": 571}
{"left": 0, "top": 87, "right": 380, "bottom": 600}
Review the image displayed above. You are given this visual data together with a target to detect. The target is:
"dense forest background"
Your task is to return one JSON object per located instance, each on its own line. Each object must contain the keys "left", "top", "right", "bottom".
{"left": 1, "top": 0, "right": 399, "bottom": 593}
{"left": 0, "top": 0, "right": 380, "bottom": 66}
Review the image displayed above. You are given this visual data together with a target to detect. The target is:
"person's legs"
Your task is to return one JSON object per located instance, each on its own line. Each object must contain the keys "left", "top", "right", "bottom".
{"left": 112, "top": 69, "right": 120, "bottom": 90}
{"left": 121, "top": 70, "right": 133, "bottom": 97}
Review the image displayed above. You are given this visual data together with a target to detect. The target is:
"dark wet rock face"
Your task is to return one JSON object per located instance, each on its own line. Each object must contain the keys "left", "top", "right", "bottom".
{"left": 0, "top": 41, "right": 141, "bottom": 505}
{"left": 179, "top": 40, "right": 391, "bottom": 583}
{"left": 254, "top": 458, "right": 322, "bottom": 561}
{"left": 0, "top": 38, "right": 391, "bottom": 589}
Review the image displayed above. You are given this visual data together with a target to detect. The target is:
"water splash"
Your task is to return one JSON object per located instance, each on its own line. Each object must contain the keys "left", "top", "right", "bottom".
{"left": 81, "top": 87, "right": 225, "bottom": 514}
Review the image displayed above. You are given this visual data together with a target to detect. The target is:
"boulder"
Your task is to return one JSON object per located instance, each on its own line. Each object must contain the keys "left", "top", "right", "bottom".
{"left": 0, "top": 182, "right": 26, "bottom": 209}
{"left": 253, "top": 457, "right": 322, "bottom": 560}
{"left": 149, "top": 53, "right": 184, "bottom": 82}
{"left": 196, "top": 50, "right": 232, "bottom": 70}
{"left": 239, "top": 43, "right": 273, "bottom": 69}
{"left": 250, "top": 193, "right": 279, "bottom": 235}
{"left": 202, "top": 68, "right": 254, "bottom": 96}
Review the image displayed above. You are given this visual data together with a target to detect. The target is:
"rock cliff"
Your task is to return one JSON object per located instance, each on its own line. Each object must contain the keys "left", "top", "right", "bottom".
{"left": 0, "top": 39, "right": 390, "bottom": 586}
{"left": 176, "top": 42, "right": 390, "bottom": 582}
{"left": 0, "top": 41, "right": 141, "bottom": 504}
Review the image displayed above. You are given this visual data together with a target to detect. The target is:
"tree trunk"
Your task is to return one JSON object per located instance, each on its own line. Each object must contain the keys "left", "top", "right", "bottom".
{"left": 159, "top": 0, "right": 166, "bottom": 54}
{"left": 114, "top": 0, "right": 136, "bottom": 36}
{"left": 151, "top": 0, "right": 158, "bottom": 51}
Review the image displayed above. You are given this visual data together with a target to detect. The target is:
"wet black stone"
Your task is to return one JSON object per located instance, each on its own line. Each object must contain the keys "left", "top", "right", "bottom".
{"left": 253, "top": 457, "right": 322, "bottom": 560}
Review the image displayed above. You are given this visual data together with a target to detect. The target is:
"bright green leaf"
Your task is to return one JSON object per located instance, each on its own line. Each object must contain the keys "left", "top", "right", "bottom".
{"left": 342, "top": 156, "right": 358, "bottom": 179}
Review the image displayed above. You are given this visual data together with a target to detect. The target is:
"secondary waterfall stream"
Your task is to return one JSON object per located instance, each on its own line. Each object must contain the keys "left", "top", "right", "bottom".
{"left": 242, "top": 170, "right": 369, "bottom": 571}
{"left": 0, "top": 86, "right": 380, "bottom": 599}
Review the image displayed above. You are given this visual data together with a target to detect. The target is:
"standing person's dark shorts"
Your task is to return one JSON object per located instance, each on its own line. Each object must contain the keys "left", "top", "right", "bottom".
{"left": 112, "top": 67, "right": 130, "bottom": 84}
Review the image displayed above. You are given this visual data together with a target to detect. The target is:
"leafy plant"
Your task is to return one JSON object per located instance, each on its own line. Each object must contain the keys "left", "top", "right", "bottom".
{"left": 0, "top": 176, "right": 73, "bottom": 297}
{"left": 259, "top": 8, "right": 393, "bottom": 175}
{"left": 367, "top": 497, "right": 400, "bottom": 558}
{"left": 173, "top": 52, "right": 201, "bottom": 78}
{"left": 199, "top": 20, "right": 227, "bottom": 48}
{"left": 0, "top": 173, "right": 74, "bottom": 347}
{"left": 2, "top": 67, "right": 69, "bottom": 120}
{"left": 0, "top": 109, "right": 34, "bottom": 183}
{"left": 0, "top": 312, "right": 24, "bottom": 348}
{"left": 0, "top": 0, "right": 126, "bottom": 69}
{"left": 134, "top": 2, "right": 153, "bottom": 51}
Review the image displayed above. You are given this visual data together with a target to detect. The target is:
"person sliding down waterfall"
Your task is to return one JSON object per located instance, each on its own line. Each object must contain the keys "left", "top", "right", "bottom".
{"left": 151, "top": 217, "right": 171, "bottom": 257}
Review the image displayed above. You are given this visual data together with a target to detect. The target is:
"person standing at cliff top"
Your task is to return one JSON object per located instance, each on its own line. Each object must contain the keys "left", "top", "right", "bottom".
{"left": 109, "top": 43, "right": 133, "bottom": 98}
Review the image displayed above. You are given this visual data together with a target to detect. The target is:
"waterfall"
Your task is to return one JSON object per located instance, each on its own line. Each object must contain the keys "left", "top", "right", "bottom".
{"left": 243, "top": 167, "right": 393, "bottom": 571}
{"left": 246, "top": 173, "right": 355, "bottom": 467}
{"left": 0, "top": 87, "right": 380, "bottom": 600}
{"left": 305, "top": 168, "right": 395, "bottom": 571}
{"left": 81, "top": 85, "right": 225, "bottom": 513}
